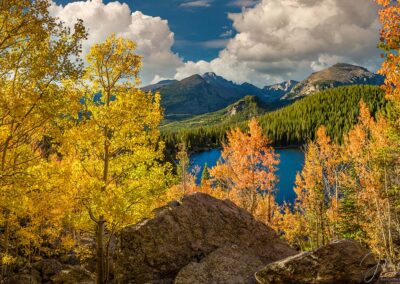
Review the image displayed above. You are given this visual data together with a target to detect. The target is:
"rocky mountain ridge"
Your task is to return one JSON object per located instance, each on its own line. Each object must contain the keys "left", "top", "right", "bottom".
{"left": 263, "top": 80, "right": 299, "bottom": 101}
{"left": 143, "top": 63, "right": 383, "bottom": 122}
{"left": 284, "top": 63, "right": 384, "bottom": 99}
{"left": 145, "top": 72, "right": 266, "bottom": 120}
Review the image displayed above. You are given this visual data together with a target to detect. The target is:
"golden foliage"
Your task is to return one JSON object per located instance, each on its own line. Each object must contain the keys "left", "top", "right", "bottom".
{"left": 0, "top": 0, "right": 86, "bottom": 268}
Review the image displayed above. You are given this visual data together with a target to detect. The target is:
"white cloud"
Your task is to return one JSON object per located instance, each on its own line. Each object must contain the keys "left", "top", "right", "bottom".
{"left": 49, "top": 0, "right": 184, "bottom": 86}
{"left": 220, "top": 29, "right": 233, "bottom": 38}
{"left": 49, "top": 0, "right": 382, "bottom": 88}
{"left": 176, "top": 0, "right": 381, "bottom": 87}
{"left": 180, "top": 1, "right": 213, "bottom": 8}
{"left": 228, "top": 0, "right": 261, "bottom": 8}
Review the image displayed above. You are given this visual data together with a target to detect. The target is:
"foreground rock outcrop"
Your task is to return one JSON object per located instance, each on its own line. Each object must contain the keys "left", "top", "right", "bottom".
{"left": 4, "top": 260, "right": 94, "bottom": 284}
{"left": 174, "top": 245, "right": 265, "bottom": 284}
{"left": 115, "top": 193, "right": 296, "bottom": 283}
{"left": 255, "top": 239, "right": 381, "bottom": 284}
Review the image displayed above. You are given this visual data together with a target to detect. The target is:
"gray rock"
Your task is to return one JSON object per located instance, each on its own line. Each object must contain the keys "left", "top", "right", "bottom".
{"left": 377, "top": 271, "right": 400, "bottom": 284}
{"left": 40, "top": 259, "right": 63, "bottom": 280}
{"left": 3, "top": 274, "right": 39, "bottom": 284}
{"left": 50, "top": 265, "right": 94, "bottom": 284}
{"left": 59, "top": 254, "right": 80, "bottom": 266}
{"left": 255, "top": 239, "right": 381, "bottom": 284}
{"left": 115, "top": 193, "right": 296, "bottom": 283}
{"left": 174, "top": 245, "right": 265, "bottom": 284}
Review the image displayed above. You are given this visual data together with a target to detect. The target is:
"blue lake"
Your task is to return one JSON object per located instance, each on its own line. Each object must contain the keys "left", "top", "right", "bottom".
{"left": 190, "top": 148, "right": 305, "bottom": 205}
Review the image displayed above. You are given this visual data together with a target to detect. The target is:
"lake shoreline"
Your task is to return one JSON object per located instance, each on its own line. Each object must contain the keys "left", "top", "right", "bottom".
{"left": 189, "top": 144, "right": 304, "bottom": 156}
{"left": 190, "top": 147, "right": 305, "bottom": 205}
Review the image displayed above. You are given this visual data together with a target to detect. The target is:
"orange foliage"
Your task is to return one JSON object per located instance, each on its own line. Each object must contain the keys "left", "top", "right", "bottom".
{"left": 283, "top": 127, "right": 342, "bottom": 249}
{"left": 210, "top": 118, "right": 280, "bottom": 225}
{"left": 377, "top": 0, "right": 400, "bottom": 102}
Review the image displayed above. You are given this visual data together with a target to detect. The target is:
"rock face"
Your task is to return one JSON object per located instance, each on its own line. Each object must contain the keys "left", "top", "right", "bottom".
{"left": 3, "top": 274, "right": 40, "bottom": 284}
{"left": 50, "top": 265, "right": 94, "bottom": 284}
{"left": 263, "top": 80, "right": 299, "bottom": 102}
{"left": 255, "top": 239, "right": 381, "bottom": 284}
{"left": 174, "top": 245, "right": 265, "bottom": 284}
{"left": 115, "top": 193, "right": 296, "bottom": 284}
{"left": 33, "top": 259, "right": 63, "bottom": 281}
{"left": 142, "top": 72, "right": 268, "bottom": 119}
{"left": 5, "top": 260, "right": 95, "bottom": 284}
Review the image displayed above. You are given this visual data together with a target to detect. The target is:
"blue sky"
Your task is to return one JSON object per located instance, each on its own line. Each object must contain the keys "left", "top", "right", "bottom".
{"left": 50, "top": 0, "right": 380, "bottom": 87}
{"left": 53, "top": 0, "right": 257, "bottom": 62}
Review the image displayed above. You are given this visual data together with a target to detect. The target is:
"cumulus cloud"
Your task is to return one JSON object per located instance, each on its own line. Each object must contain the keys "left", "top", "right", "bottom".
{"left": 176, "top": 0, "right": 381, "bottom": 87}
{"left": 49, "top": 0, "right": 382, "bottom": 88}
{"left": 49, "top": 0, "right": 183, "bottom": 85}
{"left": 180, "top": 0, "right": 213, "bottom": 8}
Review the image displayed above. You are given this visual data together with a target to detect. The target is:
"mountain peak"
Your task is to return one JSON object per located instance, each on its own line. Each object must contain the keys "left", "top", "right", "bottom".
{"left": 202, "top": 72, "right": 227, "bottom": 84}
{"left": 264, "top": 80, "right": 298, "bottom": 92}
{"left": 141, "top": 79, "right": 177, "bottom": 92}
{"left": 261, "top": 80, "right": 299, "bottom": 102}
{"left": 286, "top": 63, "right": 383, "bottom": 99}
{"left": 202, "top": 72, "right": 218, "bottom": 79}
{"left": 331, "top": 62, "right": 368, "bottom": 70}
{"left": 184, "top": 74, "right": 204, "bottom": 80}
{"left": 157, "top": 79, "right": 177, "bottom": 84}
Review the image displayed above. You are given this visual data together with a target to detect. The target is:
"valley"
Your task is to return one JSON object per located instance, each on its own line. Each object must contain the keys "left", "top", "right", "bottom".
{"left": 145, "top": 63, "right": 387, "bottom": 154}
{"left": 162, "top": 85, "right": 387, "bottom": 153}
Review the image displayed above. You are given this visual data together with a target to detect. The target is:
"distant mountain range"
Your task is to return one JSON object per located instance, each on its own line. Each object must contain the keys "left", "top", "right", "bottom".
{"left": 283, "top": 63, "right": 384, "bottom": 100}
{"left": 161, "top": 95, "right": 266, "bottom": 129}
{"left": 263, "top": 80, "right": 298, "bottom": 101}
{"left": 143, "top": 72, "right": 266, "bottom": 120}
{"left": 143, "top": 63, "right": 384, "bottom": 121}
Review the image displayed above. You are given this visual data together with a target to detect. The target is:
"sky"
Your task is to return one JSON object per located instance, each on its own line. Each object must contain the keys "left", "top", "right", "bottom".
{"left": 50, "top": 0, "right": 382, "bottom": 87}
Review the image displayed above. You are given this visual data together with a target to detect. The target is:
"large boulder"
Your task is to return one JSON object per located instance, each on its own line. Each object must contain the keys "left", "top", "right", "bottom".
{"left": 115, "top": 193, "right": 296, "bottom": 283}
{"left": 174, "top": 245, "right": 265, "bottom": 284}
{"left": 50, "top": 265, "right": 94, "bottom": 284}
{"left": 3, "top": 274, "right": 40, "bottom": 284}
{"left": 255, "top": 239, "right": 381, "bottom": 284}
{"left": 33, "top": 259, "right": 63, "bottom": 281}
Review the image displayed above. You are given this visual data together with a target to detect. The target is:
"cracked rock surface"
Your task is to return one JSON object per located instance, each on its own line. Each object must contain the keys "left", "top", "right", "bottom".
{"left": 114, "top": 193, "right": 296, "bottom": 284}
{"left": 255, "top": 239, "right": 381, "bottom": 284}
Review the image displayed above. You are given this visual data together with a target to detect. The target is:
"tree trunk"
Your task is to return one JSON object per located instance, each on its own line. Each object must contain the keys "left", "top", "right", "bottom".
{"left": 96, "top": 216, "right": 106, "bottom": 284}
{"left": 1, "top": 218, "right": 9, "bottom": 280}
{"left": 267, "top": 194, "right": 271, "bottom": 223}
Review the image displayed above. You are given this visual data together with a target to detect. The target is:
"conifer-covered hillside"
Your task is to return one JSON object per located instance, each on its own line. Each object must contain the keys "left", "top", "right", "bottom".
{"left": 162, "top": 85, "right": 387, "bottom": 151}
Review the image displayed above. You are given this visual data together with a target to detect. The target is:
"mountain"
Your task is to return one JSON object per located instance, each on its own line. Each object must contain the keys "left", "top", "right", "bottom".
{"left": 144, "top": 72, "right": 266, "bottom": 120}
{"left": 144, "top": 63, "right": 383, "bottom": 122}
{"left": 161, "top": 95, "right": 267, "bottom": 129}
{"left": 284, "top": 63, "right": 384, "bottom": 99}
{"left": 141, "top": 79, "right": 177, "bottom": 92}
{"left": 263, "top": 80, "right": 299, "bottom": 101}
{"left": 162, "top": 85, "right": 387, "bottom": 150}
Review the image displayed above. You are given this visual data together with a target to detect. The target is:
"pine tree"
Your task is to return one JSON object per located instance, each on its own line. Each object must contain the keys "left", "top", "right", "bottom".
{"left": 201, "top": 163, "right": 210, "bottom": 185}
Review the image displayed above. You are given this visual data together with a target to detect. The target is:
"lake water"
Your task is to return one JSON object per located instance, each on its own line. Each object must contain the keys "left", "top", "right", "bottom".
{"left": 190, "top": 148, "right": 305, "bottom": 205}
